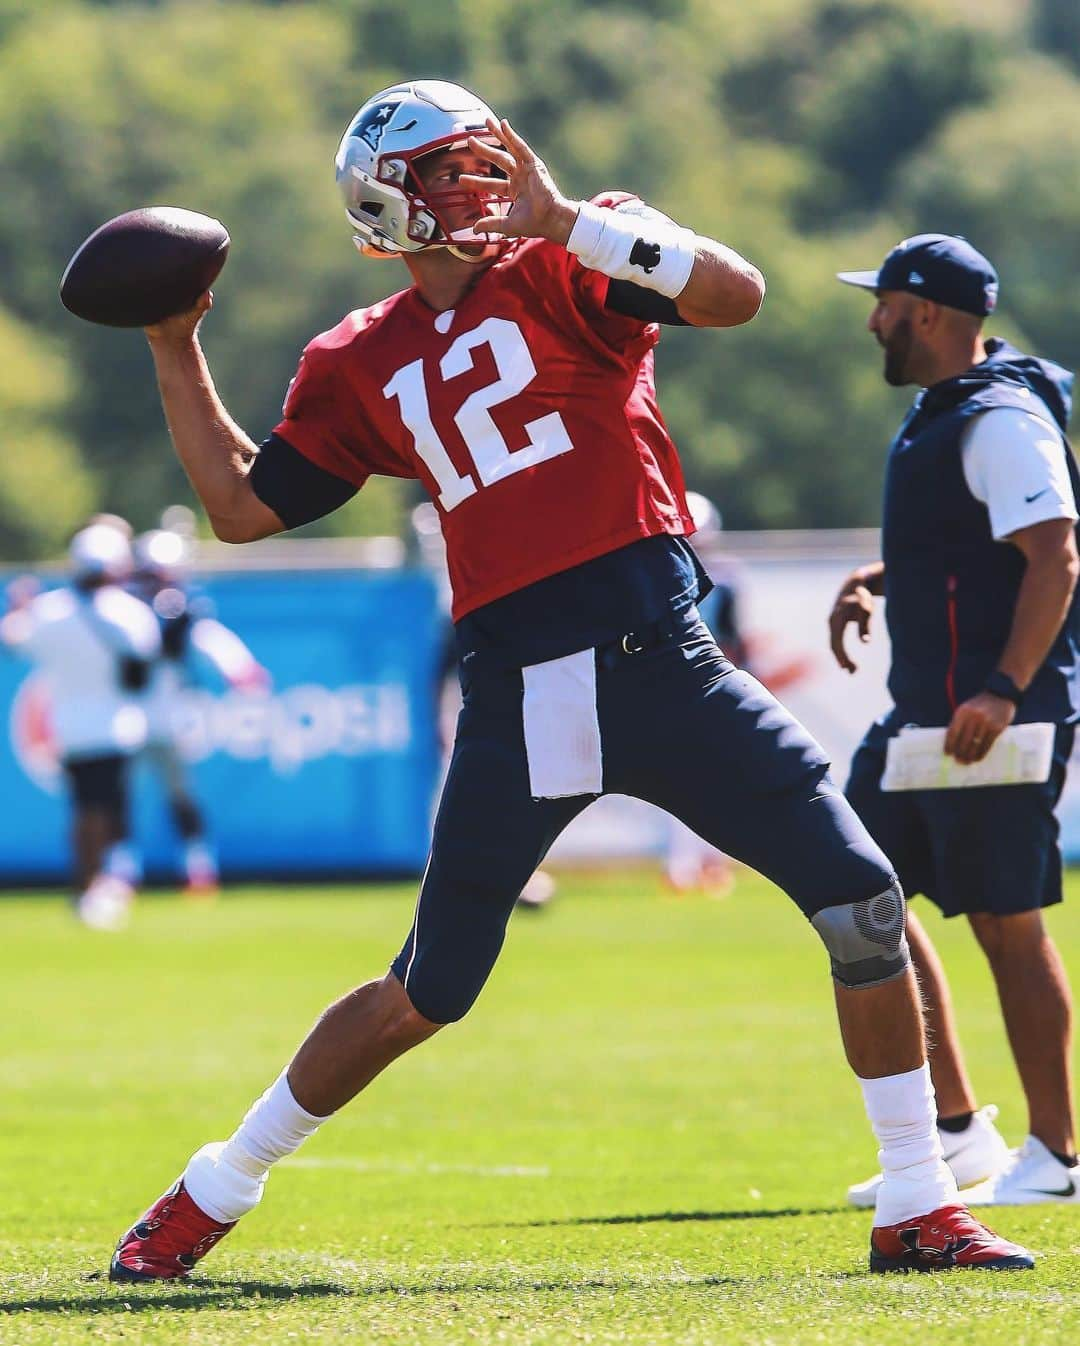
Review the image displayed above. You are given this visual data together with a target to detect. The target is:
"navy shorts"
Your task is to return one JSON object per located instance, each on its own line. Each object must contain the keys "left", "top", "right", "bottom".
{"left": 846, "top": 714, "right": 1074, "bottom": 919}
{"left": 391, "top": 614, "right": 896, "bottom": 1023}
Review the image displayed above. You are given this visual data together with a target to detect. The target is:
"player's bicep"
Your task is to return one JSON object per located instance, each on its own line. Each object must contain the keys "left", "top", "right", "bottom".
{"left": 249, "top": 433, "right": 360, "bottom": 530}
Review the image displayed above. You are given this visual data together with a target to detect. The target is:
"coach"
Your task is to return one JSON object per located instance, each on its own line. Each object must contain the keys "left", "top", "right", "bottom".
{"left": 829, "top": 234, "right": 1080, "bottom": 1206}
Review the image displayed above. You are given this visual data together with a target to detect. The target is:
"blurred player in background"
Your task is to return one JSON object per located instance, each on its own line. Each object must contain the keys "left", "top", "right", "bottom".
{"left": 110, "top": 80, "right": 1031, "bottom": 1279}
{"left": 1, "top": 523, "right": 159, "bottom": 929}
{"left": 130, "top": 523, "right": 267, "bottom": 895}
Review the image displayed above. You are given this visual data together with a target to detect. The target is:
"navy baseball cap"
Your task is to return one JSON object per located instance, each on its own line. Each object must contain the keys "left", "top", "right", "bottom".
{"left": 837, "top": 233, "right": 999, "bottom": 317}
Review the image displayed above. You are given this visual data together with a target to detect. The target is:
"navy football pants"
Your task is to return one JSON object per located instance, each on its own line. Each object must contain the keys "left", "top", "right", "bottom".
{"left": 391, "top": 615, "right": 896, "bottom": 1022}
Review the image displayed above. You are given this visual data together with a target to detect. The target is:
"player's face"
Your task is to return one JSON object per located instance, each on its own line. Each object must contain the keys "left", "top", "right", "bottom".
{"left": 414, "top": 146, "right": 495, "bottom": 242}
{"left": 867, "top": 290, "right": 920, "bottom": 387}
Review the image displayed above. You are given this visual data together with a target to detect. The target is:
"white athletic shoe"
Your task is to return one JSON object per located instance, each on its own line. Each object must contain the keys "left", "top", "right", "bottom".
{"left": 76, "top": 876, "right": 134, "bottom": 932}
{"left": 963, "top": 1134, "right": 1080, "bottom": 1205}
{"left": 847, "top": 1104, "right": 1010, "bottom": 1208}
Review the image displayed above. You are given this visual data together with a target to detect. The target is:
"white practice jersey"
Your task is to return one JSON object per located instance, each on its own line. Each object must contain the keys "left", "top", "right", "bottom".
{"left": 143, "top": 615, "right": 261, "bottom": 746}
{"left": 962, "top": 406, "right": 1079, "bottom": 541}
{"left": 3, "top": 585, "right": 160, "bottom": 759}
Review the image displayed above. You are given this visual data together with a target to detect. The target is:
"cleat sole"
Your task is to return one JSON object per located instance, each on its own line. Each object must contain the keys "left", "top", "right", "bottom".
{"left": 109, "top": 1254, "right": 189, "bottom": 1284}
{"left": 870, "top": 1250, "right": 1035, "bottom": 1274}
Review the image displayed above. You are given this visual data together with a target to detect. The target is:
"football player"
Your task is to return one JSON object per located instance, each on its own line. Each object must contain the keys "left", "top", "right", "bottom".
{"left": 129, "top": 527, "right": 268, "bottom": 894}
{"left": 1, "top": 524, "right": 160, "bottom": 930}
{"left": 109, "top": 80, "right": 1030, "bottom": 1277}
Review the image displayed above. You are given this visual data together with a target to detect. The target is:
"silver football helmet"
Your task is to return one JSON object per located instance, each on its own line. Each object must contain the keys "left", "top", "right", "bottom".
{"left": 334, "top": 80, "right": 508, "bottom": 261}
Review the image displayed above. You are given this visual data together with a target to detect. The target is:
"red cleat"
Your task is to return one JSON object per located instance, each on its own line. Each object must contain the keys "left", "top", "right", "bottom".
{"left": 870, "top": 1203, "right": 1034, "bottom": 1273}
{"left": 109, "top": 1179, "right": 234, "bottom": 1282}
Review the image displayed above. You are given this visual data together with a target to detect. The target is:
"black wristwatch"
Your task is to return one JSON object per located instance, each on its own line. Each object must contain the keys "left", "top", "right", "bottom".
{"left": 984, "top": 670, "right": 1024, "bottom": 707}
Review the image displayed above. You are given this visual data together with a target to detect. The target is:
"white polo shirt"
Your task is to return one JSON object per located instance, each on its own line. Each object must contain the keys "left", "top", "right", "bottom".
{"left": 3, "top": 584, "right": 161, "bottom": 760}
{"left": 962, "top": 405, "right": 1078, "bottom": 540}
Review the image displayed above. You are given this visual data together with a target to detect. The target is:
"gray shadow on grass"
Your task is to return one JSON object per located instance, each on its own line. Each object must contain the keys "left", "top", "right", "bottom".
{"left": 511, "top": 1205, "right": 854, "bottom": 1227}
{"left": 0, "top": 1277, "right": 352, "bottom": 1315}
{"left": 0, "top": 1269, "right": 749, "bottom": 1316}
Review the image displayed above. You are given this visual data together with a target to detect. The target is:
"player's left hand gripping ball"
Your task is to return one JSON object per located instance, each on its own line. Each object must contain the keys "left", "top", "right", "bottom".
{"left": 60, "top": 207, "right": 229, "bottom": 328}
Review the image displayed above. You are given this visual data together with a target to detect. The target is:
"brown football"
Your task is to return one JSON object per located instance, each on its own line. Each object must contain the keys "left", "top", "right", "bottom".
{"left": 60, "top": 206, "right": 230, "bottom": 327}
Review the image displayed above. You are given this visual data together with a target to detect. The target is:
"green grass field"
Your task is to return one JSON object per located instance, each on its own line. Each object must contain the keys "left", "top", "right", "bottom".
{"left": 2, "top": 869, "right": 1080, "bottom": 1344}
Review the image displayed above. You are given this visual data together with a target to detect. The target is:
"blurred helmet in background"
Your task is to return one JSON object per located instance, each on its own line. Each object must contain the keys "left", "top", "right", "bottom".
{"left": 159, "top": 503, "right": 197, "bottom": 539}
{"left": 335, "top": 80, "right": 508, "bottom": 261}
{"left": 686, "top": 491, "right": 723, "bottom": 540}
{"left": 85, "top": 512, "right": 134, "bottom": 541}
{"left": 69, "top": 524, "right": 133, "bottom": 584}
{"left": 133, "top": 529, "right": 190, "bottom": 583}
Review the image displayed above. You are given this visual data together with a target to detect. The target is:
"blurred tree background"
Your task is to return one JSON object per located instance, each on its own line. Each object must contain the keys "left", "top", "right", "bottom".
{"left": 0, "top": 0, "right": 1075, "bottom": 556}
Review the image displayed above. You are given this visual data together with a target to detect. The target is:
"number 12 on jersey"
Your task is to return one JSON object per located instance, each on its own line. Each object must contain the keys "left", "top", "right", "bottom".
{"left": 382, "top": 316, "right": 574, "bottom": 511}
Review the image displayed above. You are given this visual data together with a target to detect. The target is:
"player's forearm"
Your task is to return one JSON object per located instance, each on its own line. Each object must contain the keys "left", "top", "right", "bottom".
{"left": 995, "top": 552, "right": 1078, "bottom": 690}
{"left": 147, "top": 336, "right": 273, "bottom": 541}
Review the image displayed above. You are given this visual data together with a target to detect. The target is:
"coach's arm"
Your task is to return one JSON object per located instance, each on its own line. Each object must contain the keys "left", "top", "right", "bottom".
{"left": 945, "top": 518, "right": 1079, "bottom": 764}
{"left": 144, "top": 292, "right": 286, "bottom": 543}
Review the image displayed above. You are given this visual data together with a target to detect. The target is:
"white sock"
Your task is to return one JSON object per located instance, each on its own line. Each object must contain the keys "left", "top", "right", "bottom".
{"left": 859, "top": 1063, "right": 958, "bottom": 1226}
{"left": 183, "top": 1072, "right": 328, "bottom": 1224}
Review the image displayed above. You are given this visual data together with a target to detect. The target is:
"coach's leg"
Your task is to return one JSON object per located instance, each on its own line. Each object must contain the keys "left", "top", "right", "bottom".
{"left": 969, "top": 910, "right": 1075, "bottom": 1157}
{"left": 905, "top": 909, "right": 979, "bottom": 1118}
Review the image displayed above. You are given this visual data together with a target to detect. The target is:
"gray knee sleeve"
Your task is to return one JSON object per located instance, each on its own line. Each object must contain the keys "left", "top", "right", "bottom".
{"left": 811, "top": 882, "right": 910, "bottom": 989}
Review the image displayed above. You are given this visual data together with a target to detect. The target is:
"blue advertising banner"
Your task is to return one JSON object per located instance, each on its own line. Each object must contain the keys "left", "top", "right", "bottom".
{"left": 0, "top": 567, "right": 442, "bottom": 882}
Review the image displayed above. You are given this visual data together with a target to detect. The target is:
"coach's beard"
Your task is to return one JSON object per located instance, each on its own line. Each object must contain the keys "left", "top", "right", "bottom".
{"left": 880, "top": 318, "right": 915, "bottom": 387}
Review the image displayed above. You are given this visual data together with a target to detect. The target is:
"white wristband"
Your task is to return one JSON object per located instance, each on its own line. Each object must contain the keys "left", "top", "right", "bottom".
{"left": 566, "top": 201, "right": 696, "bottom": 299}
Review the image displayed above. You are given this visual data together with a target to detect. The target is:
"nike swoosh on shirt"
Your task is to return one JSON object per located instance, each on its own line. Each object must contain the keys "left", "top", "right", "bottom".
{"left": 1024, "top": 488, "right": 1051, "bottom": 503}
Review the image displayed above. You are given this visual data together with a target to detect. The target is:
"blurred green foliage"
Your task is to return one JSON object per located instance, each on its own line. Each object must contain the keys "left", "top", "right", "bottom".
{"left": 0, "top": 0, "right": 1075, "bottom": 555}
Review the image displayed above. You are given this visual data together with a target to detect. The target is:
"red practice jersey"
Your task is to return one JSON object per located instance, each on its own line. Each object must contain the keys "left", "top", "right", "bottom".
{"left": 273, "top": 193, "right": 694, "bottom": 620}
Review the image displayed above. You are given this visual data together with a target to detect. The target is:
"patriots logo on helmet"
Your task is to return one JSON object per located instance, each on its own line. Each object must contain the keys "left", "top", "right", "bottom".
{"left": 352, "top": 100, "right": 401, "bottom": 153}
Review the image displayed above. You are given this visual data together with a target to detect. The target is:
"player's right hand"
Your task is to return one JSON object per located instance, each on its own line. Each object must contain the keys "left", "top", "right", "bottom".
{"left": 463, "top": 118, "right": 578, "bottom": 247}
{"left": 828, "top": 581, "right": 874, "bottom": 673}
{"left": 144, "top": 290, "right": 213, "bottom": 345}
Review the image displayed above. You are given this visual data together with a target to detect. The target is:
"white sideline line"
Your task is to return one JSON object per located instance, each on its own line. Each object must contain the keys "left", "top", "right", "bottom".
{"left": 281, "top": 1156, "right": 550, "bottom": 1179}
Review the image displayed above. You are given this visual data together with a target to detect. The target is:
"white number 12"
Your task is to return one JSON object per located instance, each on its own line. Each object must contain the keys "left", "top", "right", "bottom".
{"left": 382, "top": 317, "right": 574, "bottom": 511}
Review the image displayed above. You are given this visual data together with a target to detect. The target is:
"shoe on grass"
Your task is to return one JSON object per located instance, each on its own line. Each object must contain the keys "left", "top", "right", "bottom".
{"left": 869, "top": 1203, "right": 1034, "bottom": 1273}
{"left": 964, "top": 1134, "right": 1080, "bottom": 1206}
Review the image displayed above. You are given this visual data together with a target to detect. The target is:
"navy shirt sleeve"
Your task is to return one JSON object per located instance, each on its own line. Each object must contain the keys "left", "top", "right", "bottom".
{"left": 605, "top": 280, "right": 689, "bottom": 326}
{"left": 249, "top": 433, "right": 359, "bottom": 529}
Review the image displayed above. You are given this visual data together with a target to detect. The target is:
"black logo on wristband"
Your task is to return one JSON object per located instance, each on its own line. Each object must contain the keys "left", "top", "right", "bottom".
{"left": 630, "top": 239, "right": 662, "bottom": 274}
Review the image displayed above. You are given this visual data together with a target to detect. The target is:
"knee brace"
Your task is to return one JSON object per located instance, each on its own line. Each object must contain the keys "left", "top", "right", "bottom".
{"left": 810, "top": 882, "right": 909, "bottom": 989}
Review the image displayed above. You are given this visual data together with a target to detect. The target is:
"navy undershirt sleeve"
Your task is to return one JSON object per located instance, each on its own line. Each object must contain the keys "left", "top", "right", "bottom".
{"left": 249, "top": 433, "right": 358, "bottom": 529}
{"left": 605, "top": 279, "right": 689, "bottom": 326}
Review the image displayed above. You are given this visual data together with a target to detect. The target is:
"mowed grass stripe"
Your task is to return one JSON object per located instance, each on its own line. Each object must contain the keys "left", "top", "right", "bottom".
{"left": 1, "top": 871, "right": 1079, "bottom": 1343}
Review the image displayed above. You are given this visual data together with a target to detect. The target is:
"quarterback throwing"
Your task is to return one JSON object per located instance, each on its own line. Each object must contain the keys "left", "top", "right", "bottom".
{"left": 109, "top": 80, "right": 1031, "bottom": 1279}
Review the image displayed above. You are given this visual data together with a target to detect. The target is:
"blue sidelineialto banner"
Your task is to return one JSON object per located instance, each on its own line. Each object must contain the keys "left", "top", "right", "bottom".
{"left": 0, "top": 567, "right": 442, "bottom": 882}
